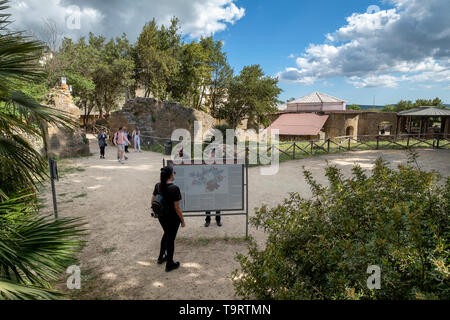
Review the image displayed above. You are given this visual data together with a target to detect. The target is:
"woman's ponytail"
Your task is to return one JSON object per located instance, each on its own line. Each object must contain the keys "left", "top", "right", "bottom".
{"left": 159, "top": 166, "right": 173, "bottom": 195}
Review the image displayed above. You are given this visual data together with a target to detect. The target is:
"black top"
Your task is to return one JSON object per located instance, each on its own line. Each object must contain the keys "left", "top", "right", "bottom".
{"left": 153, "top": 183, "right": 182, "bottom": 221}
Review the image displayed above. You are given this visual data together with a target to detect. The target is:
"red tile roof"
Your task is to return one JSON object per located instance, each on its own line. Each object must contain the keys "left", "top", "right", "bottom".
{"left": 267, "top": 113, "right": 329, "bottom": 136}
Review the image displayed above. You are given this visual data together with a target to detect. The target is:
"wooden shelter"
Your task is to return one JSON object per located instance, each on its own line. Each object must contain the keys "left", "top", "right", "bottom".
{"left": 396, "top": 106, "right": 450, "bottom": 138}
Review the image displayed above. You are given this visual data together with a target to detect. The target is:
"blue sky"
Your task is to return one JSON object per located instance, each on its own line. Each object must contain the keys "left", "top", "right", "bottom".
{"left": 9, "top": 0, "right": 450, "bottom": 105}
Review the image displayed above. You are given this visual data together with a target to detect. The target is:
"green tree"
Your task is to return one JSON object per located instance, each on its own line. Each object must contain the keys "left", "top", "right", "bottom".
{"left": 174, "top": 41, "right": 212, "bottom": 110}
{"left": 347, "top": 104, "right": 361, "bottom": 110}
{"left": 135, "top": 18, "right": 180, "bottom": 100}
{"left": 200, "top": 37, "right": 233, "bottom": 114}
{"left": 219, "top": 65, "right": 281, "bottom": 129}
{"left": 381, "top": 105, "right": 396, "bottom": 112}
{"left": 233, "top": 155, "right": 449, "bottom": 300}
{"left": 395, "top": 100, "right": 415, "bottom": 112}
{"left": 91, "top": 33, "right": 135, "bottom": 117}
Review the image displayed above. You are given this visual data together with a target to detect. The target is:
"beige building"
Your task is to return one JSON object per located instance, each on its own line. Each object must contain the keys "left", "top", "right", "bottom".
{"left": 268, "top": 92, "right": 398, "bottom": 141}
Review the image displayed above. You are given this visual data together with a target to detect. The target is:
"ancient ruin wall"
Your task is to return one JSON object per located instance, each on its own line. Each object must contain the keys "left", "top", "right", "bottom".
{"left": 109, "top": 98, "right": 216, "bottom": 146}
{"left": 43, "top": 84, "right": 90, "bottom": 158}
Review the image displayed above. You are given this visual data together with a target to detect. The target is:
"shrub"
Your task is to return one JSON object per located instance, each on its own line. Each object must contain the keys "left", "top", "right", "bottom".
{"left": 233, "top": 154, "right": 449, "bottom": 300}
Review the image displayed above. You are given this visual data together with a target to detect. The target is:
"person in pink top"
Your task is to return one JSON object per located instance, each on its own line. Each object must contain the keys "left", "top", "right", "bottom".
{"left": 113, "top": 127, "right": 130, "bottom": 164}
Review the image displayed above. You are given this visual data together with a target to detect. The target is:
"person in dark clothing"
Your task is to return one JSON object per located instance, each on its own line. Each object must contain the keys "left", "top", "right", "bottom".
{"left": 125, "top": 130, "right": 132, "bottom": 153}
{"left": 97, "top": 129, "right": 107, "bottom": 159}
{"left": 152, "top": 166, "right": 185, "bottom": 272}
{"left": 204, "top": 148, "right": 222, "bottom": 227}
{"left": 205, "top": 211, "right": 222, "bottom": 227}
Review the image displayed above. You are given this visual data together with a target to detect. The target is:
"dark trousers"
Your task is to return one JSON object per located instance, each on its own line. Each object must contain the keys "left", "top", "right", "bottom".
{"left": 100, "top": 146, "right": 105, "bottom": 157}
{"left": 125, "top": 145, "right": 129, "bottom": 153}
{"left": 158, "top": 217, "right": 180, "bottom": 264}
{"left": 205, "top": 211, "right": 221, "bottom": 222}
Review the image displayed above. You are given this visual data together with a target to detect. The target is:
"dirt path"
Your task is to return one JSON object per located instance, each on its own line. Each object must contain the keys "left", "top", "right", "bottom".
{"left": 41, "top": 135, "right": 450, "bottom": 299}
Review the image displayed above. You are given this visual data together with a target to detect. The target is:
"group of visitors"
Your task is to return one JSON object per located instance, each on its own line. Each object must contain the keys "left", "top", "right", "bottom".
{"left": 96, "top": 127, "right": 142, "bottom": 163}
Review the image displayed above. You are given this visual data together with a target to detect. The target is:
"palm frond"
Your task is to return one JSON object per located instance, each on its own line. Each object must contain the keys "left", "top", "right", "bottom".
{"left": 8, "top": 90, "right": 77, "bottom": 129}
{"left": 0, "top": 279, "right": 61, "bottom": 300}
{"left": 0, "top": 193, "right": 87, "bottom": 299}
{"left": 0, "top": 134, "right": 47, "bottom": 193}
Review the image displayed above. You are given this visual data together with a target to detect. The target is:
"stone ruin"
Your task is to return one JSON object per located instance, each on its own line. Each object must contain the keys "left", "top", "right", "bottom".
{"left": 43, "top": 84, "right": 90, "bottom": 158}
{"left": 109, "top": 98, "right": 216, "bottom": 147}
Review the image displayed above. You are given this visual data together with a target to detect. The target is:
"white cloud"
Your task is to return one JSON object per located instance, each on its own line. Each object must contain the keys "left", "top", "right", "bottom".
{"left": 278, "top": 0, "right": 450, "bottom": 88}
{"left": 7, "top": 0, "right": 245, "bottom": 40}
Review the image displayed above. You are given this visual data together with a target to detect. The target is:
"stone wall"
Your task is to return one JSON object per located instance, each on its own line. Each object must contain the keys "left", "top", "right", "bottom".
{"left": 358, "top": 112, "right": 398, "bottom": 136}
{"left": 44, "top": 84, "right": 90, "bottom": 158}
{"left": 109, "top": 98, "right": 216, "bottom": 146}
{"left": 322, "top": 112, "right": 398, "bottom": 139}
{"left": 323, "top": 113, "right": 360, "bottom": 138}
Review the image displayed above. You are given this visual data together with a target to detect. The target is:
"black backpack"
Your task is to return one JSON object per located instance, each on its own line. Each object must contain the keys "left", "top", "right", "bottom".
{"left": 151, "top": 193, "right": 166, "bottom": 218}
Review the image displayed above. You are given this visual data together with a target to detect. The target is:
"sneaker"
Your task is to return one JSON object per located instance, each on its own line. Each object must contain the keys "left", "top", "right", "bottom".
{"left": 217, "top": 221, "right": 223, "bottom": 227}
{"left": 165, "top": 262, "right": 180, "bottom": 272}
{"left": 204, "top": 221, "right": 210, "bottom": 227}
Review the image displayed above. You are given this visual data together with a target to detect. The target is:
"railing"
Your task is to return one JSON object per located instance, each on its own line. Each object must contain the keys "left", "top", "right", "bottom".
{"left": 267, "top": 133, "right": 450, "bottom": 160}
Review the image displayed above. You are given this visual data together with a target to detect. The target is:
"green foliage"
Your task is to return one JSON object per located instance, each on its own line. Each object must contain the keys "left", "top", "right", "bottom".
{"left": 218, "top": 65, "right": 282, "bottom": 129}
{"left": 0, "top": 1, "right": 75, "bottom": 194}
{"left": 0, "top": 192, "right": 86, "bottom": 300}
{"left": 347, "top": 104, "right": 361, "bottom": 110}
{"left": 233, "top": 156, "right": 449, "bottom": 300}
{"left": 391, "top": 98, "right": 443, "bottom": 112}
{"left": 135, "top": 18, "right": 180, "bottom": 101}
{"left": 381, "top": 105, "right": 396, "bottom": 112}
{"left": 55, "top": 33, "right": 135, "bottom": 122}
{"left": 0, "top": 2, "right": 85, "bottom": 300}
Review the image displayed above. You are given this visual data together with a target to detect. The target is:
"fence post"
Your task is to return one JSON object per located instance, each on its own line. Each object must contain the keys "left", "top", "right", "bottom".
{"left": 293, "top": 142, "right": 296, "bottom": 159}
{"left": 407, "top": 135, "right": 410, "bottom": 148}
{"left": 436, "top": 135, "right": 440, "bottom": 149}
{"left": 376, "top": 135, "right": 379, "bottom": 150}
{"left": 310, "top": 141, "right": 313, "bottom": 155}
{"left": 327, "top": 139, "right": 330, "bottom": 153}
{"left": 348, "top": 137, "right": 351, "bottom": 150}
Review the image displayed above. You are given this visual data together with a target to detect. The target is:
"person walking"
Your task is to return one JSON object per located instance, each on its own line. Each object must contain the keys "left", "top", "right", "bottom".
{"left": 124, "top": 128, "right": 131, "bottom": 154}
{"left": 113, "top": 127, "right": 130, "bottom": 164}
{"left": 152, "top": 166, "right": 185, "bottom": 272}
{"left": 97, "top": 129, "right": 107, "bottom": 159}
{"left": 112, "top": 129, "right": 120, "bottom": 160}
{"left": 132, "top": 127, "right": 141, "bottom": 152}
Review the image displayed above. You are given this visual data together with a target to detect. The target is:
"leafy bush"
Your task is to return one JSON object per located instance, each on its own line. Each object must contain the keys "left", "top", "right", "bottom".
{"left": 233, "top": 155, "right": 449, "bottom": 299}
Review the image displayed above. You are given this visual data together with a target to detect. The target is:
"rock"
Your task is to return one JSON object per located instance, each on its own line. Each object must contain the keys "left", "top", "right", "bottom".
{"left": 109, "top": 98, "right": 216, "bottom": 146}
{"left": 43, "top": 84, "right": 90, "bottom": 158}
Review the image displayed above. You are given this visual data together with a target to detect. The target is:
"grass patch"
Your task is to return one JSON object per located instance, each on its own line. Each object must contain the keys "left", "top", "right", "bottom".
{"left": 102, "top": 247, "right": 116, "bottom": 254}
{"left": 61, "top": 267, "right": 113, "bottom": 300}
{"left": 58, "top": 166, "right": 86, "bottom": 177}
{"left": 73, "top": 193, "right": 88, "bottom": 199}
{"left": 177, "top": 236, "right": 250, "bottom": 246}
{"left": 58, "top": 193, "right": 68, "bottom": 197}
{"left": 142, "top": 143, "right": 165, "bottom": 154}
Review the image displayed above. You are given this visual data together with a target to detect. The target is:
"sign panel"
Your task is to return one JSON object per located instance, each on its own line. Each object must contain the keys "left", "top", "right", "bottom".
{"left": 173, "top": 163, "right": 244, "bottom": 212}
